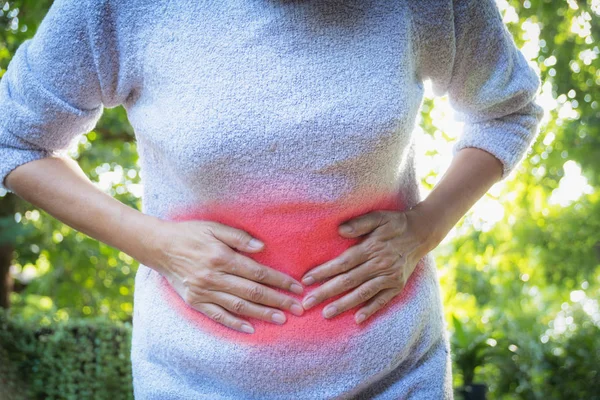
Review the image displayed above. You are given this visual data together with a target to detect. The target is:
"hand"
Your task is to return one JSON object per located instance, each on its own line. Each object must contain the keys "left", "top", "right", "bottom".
{"left": 299, "top": 208, "right": 440, "bottom": 324}
{"left": 149, "top": 219, "right": 306, "bottom": 334}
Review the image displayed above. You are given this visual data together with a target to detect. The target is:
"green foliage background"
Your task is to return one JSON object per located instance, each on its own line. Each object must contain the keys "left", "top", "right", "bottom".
{"left": 0, "top": 1, "right": 598, "bottom": 399}
{"left": 0, "top": 310, "right": 133, "bottom": 400}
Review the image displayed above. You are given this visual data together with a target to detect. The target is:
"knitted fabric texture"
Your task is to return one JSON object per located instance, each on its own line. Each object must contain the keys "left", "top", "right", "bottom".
{"left": 0, "top": 0, "right": 544, "bottom": 398}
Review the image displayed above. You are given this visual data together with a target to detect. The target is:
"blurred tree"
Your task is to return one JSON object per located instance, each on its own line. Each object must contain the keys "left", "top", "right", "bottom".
{"left": 432, "top": 0, "right": 600, "bottom": 397}
{"left": 0, "top": 0, "right": 138, "bottom": 321}
{"left": 0, "top": 0, "right": 53, "bottom": 309}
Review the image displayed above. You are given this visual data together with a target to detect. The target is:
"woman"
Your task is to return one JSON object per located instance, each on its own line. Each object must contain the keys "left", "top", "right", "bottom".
{"left": 0, "top": 0, "right": 543, "bottom": 398}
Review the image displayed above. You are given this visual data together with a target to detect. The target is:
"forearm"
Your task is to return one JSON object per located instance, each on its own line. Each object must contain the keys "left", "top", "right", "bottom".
{"left": 411, "top": 147, "right": 503, "bottom": 251}
{"left": 4, "top": 155, "right": 163, "bottom": 268}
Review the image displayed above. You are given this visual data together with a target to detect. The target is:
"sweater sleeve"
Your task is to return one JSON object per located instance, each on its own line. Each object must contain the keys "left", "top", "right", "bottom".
{"left": 412, "top": 0, "right": 545, "bottom": 180}
{"left": 0, "top": 0, "right": 123, "bottom": 193}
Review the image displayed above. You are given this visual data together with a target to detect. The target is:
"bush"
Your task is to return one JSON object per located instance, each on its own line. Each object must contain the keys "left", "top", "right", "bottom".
{"left": 0, "top": 309, "right": 133, "bottom": 400}
{"left": 459, "top": 302, "right": 600, "bottom": 400}
{"left": 489, "top": 304, "right": 600, "bottom": 400}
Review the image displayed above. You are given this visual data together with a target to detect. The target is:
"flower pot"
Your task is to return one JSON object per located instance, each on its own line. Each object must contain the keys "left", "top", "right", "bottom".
{"left": 458, "top": 383, "right": 487, "bottom": 400}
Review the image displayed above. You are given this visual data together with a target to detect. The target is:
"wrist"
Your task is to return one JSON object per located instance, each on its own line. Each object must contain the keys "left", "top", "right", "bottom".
{"left": 407, "top": 201, "right": 451, "bottom": 253}
{"left": 117, "top": 208, "right": 169, "bottom": 273}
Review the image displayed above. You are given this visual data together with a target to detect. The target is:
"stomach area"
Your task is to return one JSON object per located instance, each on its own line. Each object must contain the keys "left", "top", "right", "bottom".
{"left": 156, "top": 183, "right": 430, "bottom": 347}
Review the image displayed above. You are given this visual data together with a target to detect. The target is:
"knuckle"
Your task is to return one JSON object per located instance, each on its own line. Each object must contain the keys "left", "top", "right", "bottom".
{"left": 185, "top": 289, "right": 206, "bottom": 306}
{"left": 198, "top": 223, "right": 215, "bottom": 238}
{"left": 185, "top": 276, "right": 204, "bottom": 291}
{"left": 194, "top": 287, "right": 210, "bottom": 298}
{"left": 337, "top": 258, "right": 350, "bottom": 272}
{"left": 253, "top": 267, "right": 268, "bottom": 282}
{"left": 380, "top": 260, "right": 398, "bottom": 276}
{"left": 210, "top": 311, "right": 225, "bottom": 323}
{"left": 183, "top": 291, "right": 196, "bottom": 305}
{"left": 231, "top": 299, "right": 246, "bottom": 314}
{"left": 392, "top": 269, "right": 406, "bottom": 285}
{"left": 183, "top": 278, "right": 211, "bottom": 299}
{"left": 371, "top": 257, "right": 389, "bottom": 271}
{"left": 191, "top": 301, "right": 206, "bottom": 313}
{"left": 201, "top": 221, "right": 218, "bottom": 231}
{"left": 375, "top": 296, "right": 388, "bottom": 308}
{"left": 208, "top": 248, "right": 230, "bottom": 266}
{"left": 341, "top": 274, "right": 356, "bottom": 289}
{"left": 247, "top": 285, "right": 265, "bottom": 302}
{"left": 182, "top": 276, "right": 192, "bottom": 289}
{"left": 363, "top": 238, "right": 384, "bottom": 255}
{"left": 383, "top": 265, "right": 399, "bottom": 278}
{"left": 358, "top": 286, "right": 374, "bottom": 301}
{"left": 198, "top": 270, "right": 216, "bottom": 287}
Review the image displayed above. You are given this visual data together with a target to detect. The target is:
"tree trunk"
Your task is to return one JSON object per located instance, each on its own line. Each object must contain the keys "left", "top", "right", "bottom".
{"left": 0, "top": 242, "right": 13, "bottom": 308}
{"left": 0, "top": 194, "right": 17, "bottom": 309}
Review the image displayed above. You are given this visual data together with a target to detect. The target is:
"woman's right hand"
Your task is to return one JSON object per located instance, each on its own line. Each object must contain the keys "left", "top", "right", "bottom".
{"left": 1, "top": 157, "right": 303, "bottom": 335}
{"left": 146, "top": 218, "right": 305, "bottom": 334}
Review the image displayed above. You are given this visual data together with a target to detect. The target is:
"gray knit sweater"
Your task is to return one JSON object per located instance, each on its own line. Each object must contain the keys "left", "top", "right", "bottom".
{"left": 0, "top": 0, "right": 543, "bottom": 398}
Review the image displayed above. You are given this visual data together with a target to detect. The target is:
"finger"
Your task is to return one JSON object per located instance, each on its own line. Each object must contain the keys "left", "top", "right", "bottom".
{"left": 354, "top": 287, "right": 401, "bottom": 324}
{"left": 226, "top": 252, "right": 305, "bottom": 295}
{"left": 338, "top": 210, "right": 388, "bottom": 238}
{"left": 302, "top": 251, "right": 394, "bottom": 310}
{"left": 302, "top": 268, "right": 368, "bottom": 311}
{"left": 217, "top": 274, "right": 304, "bottom": 316}
{"left": 301, "top": 243, "right": 370, "bottom": 286}
{"left": 321, "top": 276, "right": 391, "bottom": 319}
{"left": 193, "top": 302, "right": 255, "bottom": 334}
{"left": 212, "top": 291, "right": 289, "bottom": 325}
{"left": 204, "top": 221, "right": 265, "bottom": 253}
{"left": 302, "top": 235, "right": 400, "bottom": 308}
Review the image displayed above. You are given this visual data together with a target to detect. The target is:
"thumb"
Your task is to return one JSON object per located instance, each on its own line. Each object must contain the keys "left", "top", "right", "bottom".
{"left": 338, "top": 211, "right": 386, "bottom": 237}
{"left": 206, "top": 222, "right": 265, "bottom": 252}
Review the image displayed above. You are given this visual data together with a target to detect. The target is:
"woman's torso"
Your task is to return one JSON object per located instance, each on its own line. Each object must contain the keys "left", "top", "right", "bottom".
{"left": 122, "top": 0, "right": 448, "bottom": 398}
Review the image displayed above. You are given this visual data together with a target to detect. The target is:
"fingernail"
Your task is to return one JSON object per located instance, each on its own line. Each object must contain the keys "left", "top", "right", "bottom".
{"left": 302, "top": 276, "right": 315, "bottom": 286}
{"left": 290, "top": 283, "right": 304, "bottom": 294}
{"left": 355, "top": 313, "right": 366, "bottom": 324}
{"left": 248, "top": 239, "right": 263, "bottom": 249}
{"left": 241, "top": 324, "right": 255, "bottom": 334}
{"left": 290, "top": 303, "right": 304, "bottom": 316}
{"left": 272, "top": 312, "right": 286, "bottom": 324}
{"left": 340, "top": 224, "right": 353, "bottom": 234}
{"left": 323, "top": 306, "right": 337, "bottom": 318}
{"left": 303, "top": 296, "right": 316, "bottom": 309}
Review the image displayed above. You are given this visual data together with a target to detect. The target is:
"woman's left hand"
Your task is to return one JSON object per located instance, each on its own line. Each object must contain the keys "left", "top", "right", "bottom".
{"left": 300, "top": 207, "right": 441, "bottom": 324}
